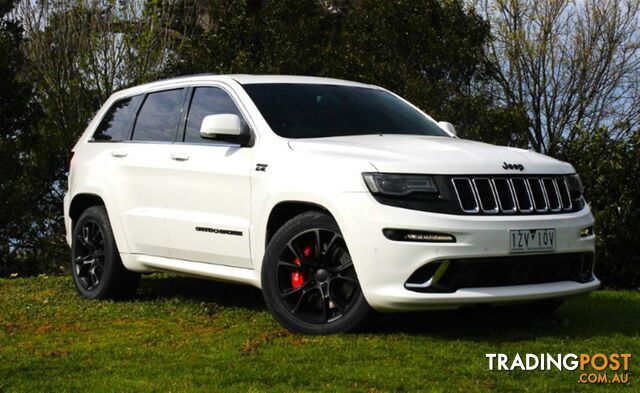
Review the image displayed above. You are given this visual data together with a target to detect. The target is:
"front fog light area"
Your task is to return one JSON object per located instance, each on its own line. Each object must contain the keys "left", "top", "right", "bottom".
{"left": 405, "top": 260, "right": 450, "bottom": 290}
{"left": 580, "top": 226, "right": 594, "bottom": 237}
{"left": 383, "top": 229, "right": 456, "bottom": 243}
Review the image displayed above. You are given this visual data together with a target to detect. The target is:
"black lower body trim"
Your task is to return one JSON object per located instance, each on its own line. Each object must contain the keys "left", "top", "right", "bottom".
{"left": 406, "top": 252, "right": 595, "bottom": 293}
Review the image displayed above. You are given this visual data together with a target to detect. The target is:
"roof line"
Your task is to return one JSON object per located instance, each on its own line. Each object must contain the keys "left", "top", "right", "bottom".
{"left": 152, "top": 73, "right": 218, "bottom": 83}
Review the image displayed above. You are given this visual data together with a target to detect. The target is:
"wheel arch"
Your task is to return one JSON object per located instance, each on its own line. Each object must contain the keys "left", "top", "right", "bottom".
{"left": 265, "top": 201, "right": 335, "bottom": 247}
{"left": 253, "top": 198, "right": 351, "bottom": 273}
{"left": 67, "top": 191, "right": 131, "bottom": 254}
{"left": 69, "top": 193, "right": 105, "bottom": 229}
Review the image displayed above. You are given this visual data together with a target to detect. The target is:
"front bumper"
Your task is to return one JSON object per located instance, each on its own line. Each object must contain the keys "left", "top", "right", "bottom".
{"left": 336, "top": 192, "right": 599, "bottom": 312}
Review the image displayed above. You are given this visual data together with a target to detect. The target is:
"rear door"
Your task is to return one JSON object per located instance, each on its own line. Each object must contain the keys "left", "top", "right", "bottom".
{"left": 165, "top": 85, "right": 254, "bottom": 268}
{"left": 102, "top": 88, "right": 186, "bottom": 257}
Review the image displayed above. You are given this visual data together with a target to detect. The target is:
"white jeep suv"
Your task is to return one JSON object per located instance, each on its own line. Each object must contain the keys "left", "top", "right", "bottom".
{"left": 64, "top": 74, "right": 598, "bottom": 334}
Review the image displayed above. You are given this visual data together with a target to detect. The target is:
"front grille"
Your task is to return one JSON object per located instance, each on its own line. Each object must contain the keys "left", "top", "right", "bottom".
{"left": 405, "top": 252, "right": 595, "bottom": 293}
{"left": 452, "top": 176, "right": 573, "bottom": 214}
{"left": 369, "top": 174, "right": 585, "bottom": 215}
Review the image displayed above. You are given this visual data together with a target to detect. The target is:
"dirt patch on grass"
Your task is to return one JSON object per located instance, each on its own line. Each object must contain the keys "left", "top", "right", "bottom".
{"left": 241, "top": 329, "right": 294, "bottom": 355}
{"left": 1, "top": 312, "right": 86, "bottom": 337}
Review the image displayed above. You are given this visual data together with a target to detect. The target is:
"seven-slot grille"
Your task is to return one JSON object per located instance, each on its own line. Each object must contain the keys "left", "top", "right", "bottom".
{"left": 452, "top": 176, "right": 573, "bottom": 214}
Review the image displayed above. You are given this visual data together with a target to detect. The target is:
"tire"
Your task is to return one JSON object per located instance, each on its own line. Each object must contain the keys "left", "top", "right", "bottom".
{"left": 261, "top": 211, "right": 373, "bottom": 334}
{"left": 71, "top": 206, "right": 140, "bottom": 299}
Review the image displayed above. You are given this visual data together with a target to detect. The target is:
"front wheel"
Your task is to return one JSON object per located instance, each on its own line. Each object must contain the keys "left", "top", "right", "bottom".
{"left": 261, "top": 211, "right": 373, "bottom": 334}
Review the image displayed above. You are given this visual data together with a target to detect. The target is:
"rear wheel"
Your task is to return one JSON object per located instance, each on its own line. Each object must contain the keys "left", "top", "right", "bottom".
{"left": 262, "top": 211, "right": 373, "bottom": 334}
{"left": 71, "top": 206, "right": 140, "bottom": 299}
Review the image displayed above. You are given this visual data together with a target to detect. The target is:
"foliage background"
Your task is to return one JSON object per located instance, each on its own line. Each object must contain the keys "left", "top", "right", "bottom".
{"left": 0, "top": 0, "right": 638, "bottom": 288}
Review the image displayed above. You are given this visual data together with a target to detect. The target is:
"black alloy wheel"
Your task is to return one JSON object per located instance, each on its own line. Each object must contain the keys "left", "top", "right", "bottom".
{"left": 262, "top": 211, "right": 373, "bottom": 334}
{"left": 71, "top": 206, "right": 140, "bottom": 299}
{"left": 276, "top": 228, "right": 360, "bottom": 323}
{"left": 73, "top": 219, "right": 106, "bottom": 291}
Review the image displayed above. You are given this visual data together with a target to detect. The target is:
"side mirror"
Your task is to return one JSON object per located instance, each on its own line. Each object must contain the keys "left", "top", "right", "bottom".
{"left": 438, "top": 121, "right": 457, "bottom": 136}
{"left": 200, "top": 114, "right": 243, "bottom": 138}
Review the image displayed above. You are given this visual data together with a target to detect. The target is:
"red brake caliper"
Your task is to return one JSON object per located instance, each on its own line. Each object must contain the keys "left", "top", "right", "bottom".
{"left": 291, "top": 245, "right": 312, "bottom": 289}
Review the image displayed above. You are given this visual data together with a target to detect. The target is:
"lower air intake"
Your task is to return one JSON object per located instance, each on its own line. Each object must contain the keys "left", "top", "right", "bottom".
{"left": 405, "top": 253, "right": 595, "bottom": 293}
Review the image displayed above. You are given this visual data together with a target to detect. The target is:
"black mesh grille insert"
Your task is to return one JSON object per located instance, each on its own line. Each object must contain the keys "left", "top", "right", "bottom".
{"left": 511, "top": 178, "right": 533, "bottom": 212}
{"left": 556, "top": 177, "right": 572, "bottom": 210}
{"left": 528, "top": 178, "right": 547, "bottom": 211}
{"left": 474, "top": 178, "right": 498, "bottom": 212}
{"left": 452, "top": 178, "right": 478, "bottom": 212}
{"left": 543, "top": 178, "right": 561, "bottom": 211}
{"left": 493, "top": 178, "right": 516, "bottom": 212}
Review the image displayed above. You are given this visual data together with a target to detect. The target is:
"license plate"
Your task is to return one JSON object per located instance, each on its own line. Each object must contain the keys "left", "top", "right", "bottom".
{"left": 509, "top": 229, "right": 556, "bottom": 253}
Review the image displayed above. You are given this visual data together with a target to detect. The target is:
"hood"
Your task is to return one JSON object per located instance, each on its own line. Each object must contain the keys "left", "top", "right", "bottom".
{"left": 288, "top": 134, "right": 574, "bottom": 175}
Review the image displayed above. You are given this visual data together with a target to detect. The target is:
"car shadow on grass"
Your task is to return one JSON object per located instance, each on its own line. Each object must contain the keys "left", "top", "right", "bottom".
{"left": 366, "top": 294, "right": 640, "bottom": 340}
{"left": 136, "top": 274, "right": 265, "bottom": 311}
{"left": 135, "top": 275, "right": 638, "bottom": 340}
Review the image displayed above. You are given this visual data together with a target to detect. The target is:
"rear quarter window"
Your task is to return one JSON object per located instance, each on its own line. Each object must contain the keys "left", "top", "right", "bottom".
{"left": 92, "top": 95, "right": 142, "bottom": 142}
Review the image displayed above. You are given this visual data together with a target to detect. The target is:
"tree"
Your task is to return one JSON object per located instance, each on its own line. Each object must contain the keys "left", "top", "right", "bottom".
{"left": 168, "top": 0, "right": 334, "bottom": 76}
{"left": 558, "top": 127, "right": 640, "bottom": 289}
{"left": 331, "top": 0, "right": 530, "bottom": 145}
{"left": 0, "top": 0, "right": 46, "bottom": 275}
{"left": 169, "top": 0, "right": 528, "bottom": 145}
{"left": 0, "top": 0, "right": 183, "bottom": 275}
{"left": 475, "top": 0, "right": 640, "bottom": 154}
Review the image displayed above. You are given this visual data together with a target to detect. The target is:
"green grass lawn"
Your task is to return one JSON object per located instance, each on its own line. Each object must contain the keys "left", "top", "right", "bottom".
{"left": 0, "top": 275, "right": 638, "bottom": 392}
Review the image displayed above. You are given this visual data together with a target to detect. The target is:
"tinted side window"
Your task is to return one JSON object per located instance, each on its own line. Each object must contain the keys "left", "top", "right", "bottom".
{"left": 184, "top": 87, "right": 243, "bottom": 143}
{"left": 92, "top": 95, "right": 142, "bottom": 142}
{"left": 132, "top": 89, "right": 184, "bottom": 142}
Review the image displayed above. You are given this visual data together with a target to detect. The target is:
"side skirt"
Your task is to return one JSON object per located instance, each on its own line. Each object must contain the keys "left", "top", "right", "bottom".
{"left": 120, "top": 253, "right": 261, "bottom": 288}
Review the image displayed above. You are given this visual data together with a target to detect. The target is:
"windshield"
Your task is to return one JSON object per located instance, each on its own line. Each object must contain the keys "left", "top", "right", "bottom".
{"left": 242, "top": 83, "right": 448, "bottom": 139}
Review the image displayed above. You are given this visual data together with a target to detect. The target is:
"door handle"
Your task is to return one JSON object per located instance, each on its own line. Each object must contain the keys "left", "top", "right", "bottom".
{"left": 170, "top": 152, "right": 190, "bottom": 162}
{"left": 111, "top": 150, "right": 127, "bottom": 158}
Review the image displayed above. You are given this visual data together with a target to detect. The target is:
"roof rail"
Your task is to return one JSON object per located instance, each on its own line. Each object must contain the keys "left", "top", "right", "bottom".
{"left": 153, "top": 73, "right": 218, "bottom": 83}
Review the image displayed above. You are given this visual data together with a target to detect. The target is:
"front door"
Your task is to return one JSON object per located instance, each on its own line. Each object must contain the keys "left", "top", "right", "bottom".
{"left": 164, "top": 85, "right": 254, "bottom": 268}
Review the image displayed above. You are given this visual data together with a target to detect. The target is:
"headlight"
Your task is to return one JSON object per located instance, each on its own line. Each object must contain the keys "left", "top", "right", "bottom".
{"left": 362, "top": 173, "right": 439, "bottom": 196}
{"left": 565, "top": 173, "right": 584, "bottom": 196}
